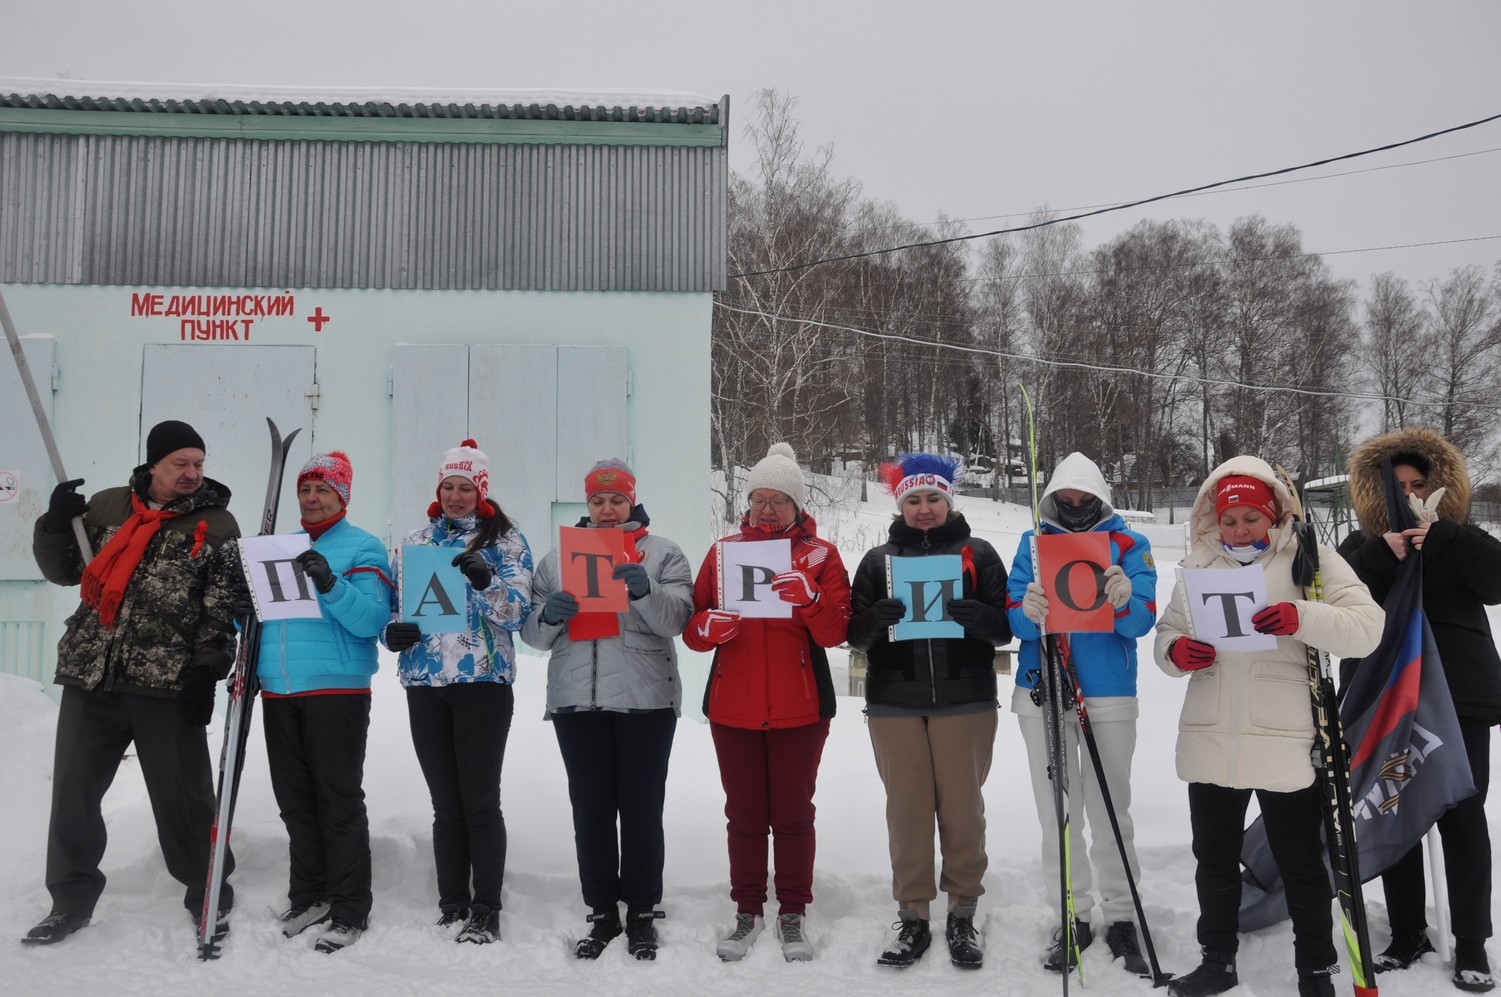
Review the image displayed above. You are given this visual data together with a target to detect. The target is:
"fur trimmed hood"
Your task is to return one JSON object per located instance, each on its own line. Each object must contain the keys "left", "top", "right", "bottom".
{"left": 1346, "top": 427, "right": 1470, "bottom": 534}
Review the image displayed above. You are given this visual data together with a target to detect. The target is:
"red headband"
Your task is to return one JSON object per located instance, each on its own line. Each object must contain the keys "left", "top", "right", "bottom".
{"left": 1215, "top": 475, "right": 1278, "bottom": 522}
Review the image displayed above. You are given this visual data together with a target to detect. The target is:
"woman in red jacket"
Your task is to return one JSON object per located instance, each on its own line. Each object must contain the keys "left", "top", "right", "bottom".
{"left": 683, "top": 443, "right": 851, "bottom": 964}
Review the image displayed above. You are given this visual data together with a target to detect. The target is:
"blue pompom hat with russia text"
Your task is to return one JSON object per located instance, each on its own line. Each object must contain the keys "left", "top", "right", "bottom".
{"left": 877, "top": 452, "right": 962, "bottom": 507}
{"left": 745, "top": 442, "right": 806, "bottom": 509}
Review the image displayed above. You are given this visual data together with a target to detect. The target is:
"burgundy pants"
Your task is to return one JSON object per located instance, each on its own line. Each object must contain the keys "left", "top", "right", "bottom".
{"left": 710, "top": 719, "right": 830, "bottom": 915}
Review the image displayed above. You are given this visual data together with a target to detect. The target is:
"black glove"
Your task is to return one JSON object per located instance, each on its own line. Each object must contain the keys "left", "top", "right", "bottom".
{"left": 43, "top": 478, "right": 87, "bottom": 533}
{"left": 295, "top": 549, "right": 336, "bottom": 594}
{"left": 232, "top": 588, "right": 256, "bottom": 630}
{"left": 452, "top": 550, "right": 492, "bottom": 589}
{"left": 180, "top": 667, "right": 218, "bottom": 726}
{"left": 613, "top": 561, "right": 651, "bottom": 600}
{"left": 541, "top": 589, "right": 579, "bottom": 625}
{"left": 385, "top": 622, "right": 422, "bottom": 652}
{"left": 870, "top": 598, "right": 906, "bottom": 626}
{"left": 948, "top": 598, "right": 999, "bottom": 633}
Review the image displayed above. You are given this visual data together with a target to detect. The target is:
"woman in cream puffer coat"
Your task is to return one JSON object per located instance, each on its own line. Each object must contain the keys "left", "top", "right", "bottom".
{"left": 1153, "top": 454, "right": 1383, "bottom": 997}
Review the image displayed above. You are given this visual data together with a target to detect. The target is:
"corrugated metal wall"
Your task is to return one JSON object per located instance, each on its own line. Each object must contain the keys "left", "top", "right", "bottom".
{"left": 0, "top": 133, "right": 726, "bottom": 291}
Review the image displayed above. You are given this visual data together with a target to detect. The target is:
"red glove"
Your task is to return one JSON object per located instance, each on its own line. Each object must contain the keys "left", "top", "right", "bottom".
{"left": 770, "top": 569, "right": 819, "bottom": 608}
{"left": 1252, "top": 602, "right": 1300, "bottom": 636}
{"left": 1168, "top": 637, "right": 1217, "bottom": 671}
{"left": 690, "top": 609, "right": 741, "bottom": 645}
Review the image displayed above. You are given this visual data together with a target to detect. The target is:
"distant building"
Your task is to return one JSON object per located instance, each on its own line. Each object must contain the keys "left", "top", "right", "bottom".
{"left": 0, "top": 80, "right": 728, "bottom": 685}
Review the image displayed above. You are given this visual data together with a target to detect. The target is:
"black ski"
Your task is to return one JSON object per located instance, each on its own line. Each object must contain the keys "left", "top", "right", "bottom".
{"left": 1054, "top": 633, "right": 1174, "bottom": 987}
{"left": 198, "top": 418, "right": 301, "bottom": 959}
{"left": 1021, "top": 385, "right": 1080, "bottom": 993}
{"left": 1280, "top": 473, "right": 1378, "bottom": 997}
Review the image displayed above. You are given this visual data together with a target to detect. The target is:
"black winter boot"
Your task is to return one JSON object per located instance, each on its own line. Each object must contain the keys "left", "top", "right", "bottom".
{"left": 876, "top": 910, "right": 930, "bottom": 968}
{"left": 1296, "top": 964, "right": 1337, "bottom": 997}
{"left": 1455, "top": 936, "right": 1496, "bottom": 993}
{"left": 625, "top": 907, "right": 664, "bottom": 961}
{"left": 1167, "top": 947, "right": 1238, "bottom": 997}
{"left": 22, "top": 911, "right": 91, "bottom": 945}
{"left": 1106, "top": 920, "right": 1150, "bottom": 976}
{"left": 1375, "top": 928, "right": 1434, "bottom": 971}
{"left": 574, "top": 906, "right": 622, "bottom": 960}
{"left": 1043, "top": 917, "right": 1092, "bottom": 971}
{"left": 945, "top": 911, "right": 983, "bottom": 969}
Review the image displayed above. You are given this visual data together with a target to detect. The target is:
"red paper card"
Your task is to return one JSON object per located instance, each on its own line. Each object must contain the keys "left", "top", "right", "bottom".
{"left": 1034, "top": 531, "right": 1113, "bottom": 633}
{"left": 559, "top": 526, "right": 629, "bottom": 614}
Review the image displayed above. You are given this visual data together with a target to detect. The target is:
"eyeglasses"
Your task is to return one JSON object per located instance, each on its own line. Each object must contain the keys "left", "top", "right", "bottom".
{"left": 748, "top": 496, "right": 793, "bottom": 511}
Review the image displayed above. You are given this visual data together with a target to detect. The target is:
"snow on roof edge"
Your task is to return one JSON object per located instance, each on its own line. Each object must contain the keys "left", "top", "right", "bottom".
{"left": 0, "top": 77, "right": 719, "bottom": 111}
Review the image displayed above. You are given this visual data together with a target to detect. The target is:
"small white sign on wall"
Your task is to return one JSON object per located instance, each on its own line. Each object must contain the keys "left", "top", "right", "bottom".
{"left": 0, "top": 471, "right": 18, "bottom": 504}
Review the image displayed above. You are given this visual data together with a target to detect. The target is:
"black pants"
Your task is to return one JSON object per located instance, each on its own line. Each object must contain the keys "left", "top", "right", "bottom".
{"left": 1189, "top": 781, "right": 1336, "bottom": 972}
{"left": 1383, "top": 716, "right": 1493, "bottom": 939}
{"left": 46, "top": 685, "right": 231, "bottom": 918}
{"left": 262, "top": 694, "right": 371, "bottom": 926}
{"left": 406, "top": 682, "right": 513, "bottom": 910}
{"left": 552, "top": 708, "right": 676, "bottom": 910}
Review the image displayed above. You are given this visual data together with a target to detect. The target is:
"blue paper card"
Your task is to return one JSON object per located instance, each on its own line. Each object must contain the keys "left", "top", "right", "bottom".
{"left": 888, "top": 554, "right": 964, "bottom": 641}
{"left": 401, "top": 545, "right": 468, "bottom": 634}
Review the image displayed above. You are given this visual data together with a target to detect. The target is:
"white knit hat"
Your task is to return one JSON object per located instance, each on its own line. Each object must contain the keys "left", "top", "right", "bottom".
{"left": 745, "top": 443, "right": 806, "bottom": 509}
{"left": 437, "top": 439, "right": 491, "bottom": 504}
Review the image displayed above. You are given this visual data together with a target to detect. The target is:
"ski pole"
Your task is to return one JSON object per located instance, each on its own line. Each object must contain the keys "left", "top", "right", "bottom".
{"left": 1057, "top": 633, "right": 1173, "bottom": 987}
{"left": 0, "top": 288, "right": 93, "bottom": 561}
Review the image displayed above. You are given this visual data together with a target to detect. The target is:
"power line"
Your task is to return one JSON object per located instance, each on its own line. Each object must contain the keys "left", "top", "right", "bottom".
{"left": 919, "top": 147, "right": 1501, "bottom": 229}
{"left": 965, "top": 234, "right": 1501, "bottom": 285}
{"left": 728, "top": 111, "right": 1501, "bottom": 280}
{"left": 712, "top": 301, "right": 1501, "bottom": 414}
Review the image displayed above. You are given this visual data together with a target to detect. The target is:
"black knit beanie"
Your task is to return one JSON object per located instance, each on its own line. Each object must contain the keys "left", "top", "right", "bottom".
{"left": 146, "top": 420, "right": 206, "bottom": 465}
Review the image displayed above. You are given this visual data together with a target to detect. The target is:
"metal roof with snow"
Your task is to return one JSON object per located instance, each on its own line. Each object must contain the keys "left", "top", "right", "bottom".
{"left": 0, "top": 80, "right": 728, "bottom": 146}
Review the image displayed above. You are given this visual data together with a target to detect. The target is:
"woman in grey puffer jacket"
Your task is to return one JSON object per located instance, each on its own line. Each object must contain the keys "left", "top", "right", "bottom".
{"left": 521, "top": 459, "right": 693, "bottom": 962}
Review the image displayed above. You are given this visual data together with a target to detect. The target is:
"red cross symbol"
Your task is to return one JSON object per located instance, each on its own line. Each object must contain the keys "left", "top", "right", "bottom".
{"left": 307, "top": 307, "right": 331, "bottom": 332}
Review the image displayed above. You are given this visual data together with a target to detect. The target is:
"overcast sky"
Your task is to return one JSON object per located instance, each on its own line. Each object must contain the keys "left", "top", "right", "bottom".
{"left": 3, "top": 1, "right": 1498, "bottom": 295}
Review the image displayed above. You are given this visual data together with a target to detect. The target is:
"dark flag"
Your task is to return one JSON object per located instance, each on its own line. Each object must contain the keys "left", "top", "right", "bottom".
{"left": 1240, "top": 462, "right": 1475, "bottom": 930}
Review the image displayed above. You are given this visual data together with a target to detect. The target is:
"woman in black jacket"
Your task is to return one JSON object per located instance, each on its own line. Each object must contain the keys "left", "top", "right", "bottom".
{"left": 846, "top": 453, "right": 1010, "bottom": 972}
{"left": 1338, "top": 427, "right": 1501, "bottom": 993}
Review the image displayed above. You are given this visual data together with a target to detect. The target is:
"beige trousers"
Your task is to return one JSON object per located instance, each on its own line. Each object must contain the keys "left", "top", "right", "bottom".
{"left": 868, "top": 709, "right": 998, "bottom": 919}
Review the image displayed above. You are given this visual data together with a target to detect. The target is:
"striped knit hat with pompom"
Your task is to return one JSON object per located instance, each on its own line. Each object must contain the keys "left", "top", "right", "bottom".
{"left": 297, "top": 451, "right": 353, "bottom": 507}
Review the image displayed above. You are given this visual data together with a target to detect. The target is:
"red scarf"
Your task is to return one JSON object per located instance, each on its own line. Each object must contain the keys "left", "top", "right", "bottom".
{"left": 81, "top": 494, "right": 181, "bottom": 630}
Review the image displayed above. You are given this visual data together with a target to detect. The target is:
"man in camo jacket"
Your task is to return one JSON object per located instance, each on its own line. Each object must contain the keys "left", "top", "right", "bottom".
{"left": 23, "top": 420, "right": 243, "bottom": 946}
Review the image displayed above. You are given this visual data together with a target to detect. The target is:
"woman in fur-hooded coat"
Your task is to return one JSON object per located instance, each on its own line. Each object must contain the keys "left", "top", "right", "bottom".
{"left": 1337, "top": 427, "right": 1501, "bottom": 985}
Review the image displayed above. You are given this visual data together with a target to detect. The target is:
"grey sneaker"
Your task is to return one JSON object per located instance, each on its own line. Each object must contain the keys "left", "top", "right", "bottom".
{"left": 313, "top": 919, "right": 364, "bottom": 953}
{"left": 716, "top": 912, "right": 764, "bottom": 962}
{"left": 777, "top": 912, "right": 814, "bottom": 962}
{"left": 278, "top": 900, "right": 331, "bottom": 938}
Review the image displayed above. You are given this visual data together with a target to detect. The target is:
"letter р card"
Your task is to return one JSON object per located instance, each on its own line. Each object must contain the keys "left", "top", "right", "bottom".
{"left": 718, "top": 538, "right": 791, "bottom": 619}
{"left": 1178, "top": 565, "right": 1277, "bottom": 651}
{"left": 400, "top": 545, "right": 468, "bottom": 634}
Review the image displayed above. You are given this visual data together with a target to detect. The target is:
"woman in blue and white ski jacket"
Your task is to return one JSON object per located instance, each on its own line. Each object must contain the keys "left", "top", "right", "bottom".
{"left": 256, "top": 451, "right": 394, "bottom": 948}
{"left": 1004, "top": 451, "right": 1157, "bottom": 969}
{"left": 384, "top": 440, "right": 532, "bottom": 943}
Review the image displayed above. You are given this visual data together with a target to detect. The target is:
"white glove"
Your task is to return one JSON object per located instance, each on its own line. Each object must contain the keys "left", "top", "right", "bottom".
{"left": 1408, "top": 486, "right": 1447, "bottom": 524}
{"left": 1102, "top": 564, "right": 1132, "bottom": 609}
{"left": 1022, "top": 581, "right": 1049, "bottom": 624}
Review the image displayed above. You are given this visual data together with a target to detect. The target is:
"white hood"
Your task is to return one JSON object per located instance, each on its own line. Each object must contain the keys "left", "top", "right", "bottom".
{"left": 1038, "top": 452, "right": 1115, "bottom": 531}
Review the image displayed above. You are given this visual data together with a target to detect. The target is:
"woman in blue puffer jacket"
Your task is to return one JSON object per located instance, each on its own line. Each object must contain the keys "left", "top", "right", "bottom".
{"left": 383, "top": 440, "right": 533, "bottom": 946}
{"left": 256, "top": 451, "right": 394, "bottom": 954}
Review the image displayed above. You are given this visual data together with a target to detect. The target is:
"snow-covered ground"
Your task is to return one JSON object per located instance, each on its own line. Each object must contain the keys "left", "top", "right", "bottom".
{"left": 2, "top": 488, "right": 1493, "bottom": 997}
